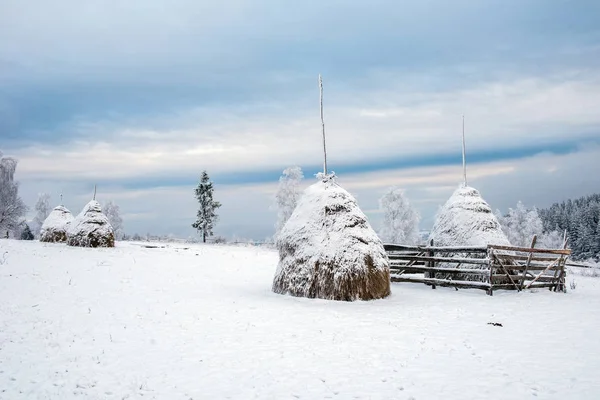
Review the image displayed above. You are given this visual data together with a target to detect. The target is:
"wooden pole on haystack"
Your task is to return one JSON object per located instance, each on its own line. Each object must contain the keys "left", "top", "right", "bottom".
{"left": 462, "top": 115, "right": 468, "bottom": 187}
{"left": 93, "top": 184, "right": 97, "bottom": 201}
{"left": 319, "top": 74, "right": 328, "bottom": 175}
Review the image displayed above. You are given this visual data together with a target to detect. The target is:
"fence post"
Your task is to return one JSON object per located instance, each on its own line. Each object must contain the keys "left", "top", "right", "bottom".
{"left": 521, "top": 235, "right": 537, "bottom": 290}
{"left": 487, "top": 247, "right": 493, "bottom": 296}
{"left": 554, "top": 235, "right": 569, "bottom": 292}
{"left": 429, "top": 238, "right": 436, "bottom": 290}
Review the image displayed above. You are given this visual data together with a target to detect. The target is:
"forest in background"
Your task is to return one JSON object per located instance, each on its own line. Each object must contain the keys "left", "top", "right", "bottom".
{"left": 539, "top": 194, "right": 600, "bottom": 261}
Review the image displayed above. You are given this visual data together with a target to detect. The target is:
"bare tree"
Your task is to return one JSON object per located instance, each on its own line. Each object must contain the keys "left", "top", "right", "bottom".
{"left": 0, "top": 151, "right": 27, "bottom": 236}
{"left": 273, "top": 166, "right": 304, "bottom": 237}
{"left": 378, "top": 187, "right": 421, "bottom": 245}
{"left": 497, "top": 202, "right": 564, "bottom": 249}
{"left": 104, "top": 201, "right": 124, "bottom": 240}
{"left": 33, "top": 193, "right": 51, "bottom": 237}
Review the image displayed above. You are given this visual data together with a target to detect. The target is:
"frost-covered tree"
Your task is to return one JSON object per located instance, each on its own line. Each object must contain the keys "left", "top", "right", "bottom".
{"left": 378, "top": 187, "right": 421, "bottom": 244}
{"left": 538, "top": 194, "right": 600, "bottom": 259}
{"left": 0, "top": 151, "right": 27, "bottom": 236}
{"left": 498, "top": 201, "right": 564, "bottom": 249}
{"left": 538, "top": 229, "right": 565, "bottom": 249}
{"left": 497, "top": 201, "right": 543, "bottom": 247}
{"left": 192, "top": 171, "right": 222, "bottom": 243}
{"left": 104, "top": 201, "right": 124, "bottom": 240}
{"left": 273, "top": 166, "right": 304, "bottom": 236}
{"left": 32, "top": 193, "right": 51, "bottom": 236}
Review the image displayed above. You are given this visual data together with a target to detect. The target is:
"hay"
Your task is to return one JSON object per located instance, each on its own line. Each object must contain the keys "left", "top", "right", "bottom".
{"left": 272, "top": 174, "right": 390, "bottom": 301}
{"left": 40, "top": 205, "right": 74, "bottom": 243}
{"left": 428, "top": 185, "right": 512, "bottom": 281}
{"left": 67, "top": 200, "right": 115, "bottom": 248}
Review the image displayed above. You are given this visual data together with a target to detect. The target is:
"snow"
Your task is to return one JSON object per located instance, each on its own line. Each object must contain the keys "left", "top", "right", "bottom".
{"left": 1, "top": 240, "right": 599, "bottom": 399}
{"left": 67, "top": 200, "right": 114, "bottom": 247}
{"left": 430, "top": 185, "right": 511, "bottom": 248}
{"left": 40, "top": 205, "right": 74, "bottom": 242}
{"left": 273, "top": 176, "right": 390, "bottom": 300}
{"left": 428, "top": 185, "right": 513, "bottom": 280}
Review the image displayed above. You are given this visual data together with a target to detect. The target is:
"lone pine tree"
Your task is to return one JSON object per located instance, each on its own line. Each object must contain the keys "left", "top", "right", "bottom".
{"left": 192, "top": 171, "right": 222, "bottom": 243}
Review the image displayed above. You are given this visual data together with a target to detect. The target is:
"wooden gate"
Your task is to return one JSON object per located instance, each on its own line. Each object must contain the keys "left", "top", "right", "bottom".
{"left": 384, "top": 237, "right": 570, "bottom": 295}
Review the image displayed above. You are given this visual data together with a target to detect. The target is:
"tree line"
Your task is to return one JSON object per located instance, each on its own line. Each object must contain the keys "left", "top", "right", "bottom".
{"left": 2, "top": 146, "right": 598, "bottom": 259}
{"left": 273, "top": 165, "right": 600, "bottom": 262}
{"left": 0, "top": 150, "right": 124, "bottom": 240}
{"left": 538, "top": 194, "right": 600, "bottom": 261}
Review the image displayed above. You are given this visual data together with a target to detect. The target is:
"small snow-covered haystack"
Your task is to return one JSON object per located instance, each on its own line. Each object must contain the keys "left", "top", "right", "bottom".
{"left": 428, "top": 185, "right": 512, "bottom": 281}
{"left": 67, "top": 200, "right": 115, "bottom": 248}
{"left": 272, "top": 174, "right": 391, "bottom": 301}
{"left": 40, "top": 205, "right": 74, "bottom": 243}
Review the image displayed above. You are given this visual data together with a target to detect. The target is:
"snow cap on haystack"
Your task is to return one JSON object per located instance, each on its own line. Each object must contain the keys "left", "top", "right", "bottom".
{"left": 67, "top": 200, "right": 115, "bottom": 248}
{"left": 429, "top": 184, "right": 510, "bottom": 247}
{"left": 428, "top": 184, "right": 511, "bottom": 281}
{"left": 273, "top": 173, "right": 391, "bottom": 301}
{"left": 40, "top": 205, "right": 74, "bottom": 243}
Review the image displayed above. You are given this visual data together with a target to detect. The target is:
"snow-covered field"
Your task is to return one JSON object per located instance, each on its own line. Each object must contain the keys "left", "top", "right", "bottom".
{"left": 1, "top": 240, "right": 599, "bottom": 400}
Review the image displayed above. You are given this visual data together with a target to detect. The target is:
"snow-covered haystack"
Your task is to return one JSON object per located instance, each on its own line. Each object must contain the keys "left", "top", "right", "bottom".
{"left": 273, "top": 175, "right": 391, "bottom": 301}
{"left": 429, "top": 185, "right": 512, "bottom": 281}
{"left": 67, "top": 200, "right": 115, "bottom": 248}
{"left": 40, "top": 205, "right": 74, "bottom": 243}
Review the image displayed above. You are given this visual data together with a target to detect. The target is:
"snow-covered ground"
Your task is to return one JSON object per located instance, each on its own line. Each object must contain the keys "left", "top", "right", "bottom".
{"left": 1, "top": 240, "right": 599, "bottom": 400}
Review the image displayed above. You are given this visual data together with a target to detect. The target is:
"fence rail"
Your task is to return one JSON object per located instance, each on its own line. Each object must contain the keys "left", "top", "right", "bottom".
{"left": 384, "top": 235, "right": 570, "bottom": 296}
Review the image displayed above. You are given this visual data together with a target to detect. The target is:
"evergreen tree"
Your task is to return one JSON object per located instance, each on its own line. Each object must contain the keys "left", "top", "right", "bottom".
{"left": 538, "top": 193, "right": 600, "bottom": 260}
{"left": 192, "top": 171, "right": 222, "bottom": 243}
{"left": 20, "top": 224, "right": 34, "bottom": 240}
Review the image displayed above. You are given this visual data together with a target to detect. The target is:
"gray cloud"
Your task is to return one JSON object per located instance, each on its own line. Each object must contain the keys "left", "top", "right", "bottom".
{"left": 4, "top": 0, "right": 600, "bottom": 240}
{"left": 8, "top": 71, "right": 600, "bottom": 185}
{"left": 16, "top": 145, "right": 600, "bottom": 240}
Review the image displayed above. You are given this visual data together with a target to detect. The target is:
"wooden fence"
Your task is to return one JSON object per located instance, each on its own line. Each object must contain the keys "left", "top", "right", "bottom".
{"left": 384, "top": 236, "right": 570, "bottom": 296}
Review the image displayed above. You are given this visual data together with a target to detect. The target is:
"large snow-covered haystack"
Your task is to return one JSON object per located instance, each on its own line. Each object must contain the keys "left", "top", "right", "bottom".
{"left": 67, "top": 200, "right": 115, "bottom": 248}
{"left": 40, "top": 205, "right": 74, "bottom": 243}
{"left": 428, "top": 185, "right": 511, "bottom": 281}
{"left": 273, "top": 175, "right": 391, "bottom": 301}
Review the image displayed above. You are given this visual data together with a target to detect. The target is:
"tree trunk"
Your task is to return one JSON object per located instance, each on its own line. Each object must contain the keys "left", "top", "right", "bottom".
{"left": 203, "top": 231, "right": 206, "bottom": 243}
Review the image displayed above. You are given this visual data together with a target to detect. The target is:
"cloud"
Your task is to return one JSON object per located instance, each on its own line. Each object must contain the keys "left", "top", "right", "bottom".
{"left": 3, "top": 0, "right": 600, "bottom": 240}
{"left": 3, "top": 1, "right": 598, "bottom": 77}
{"left": 7, "top": 70, "right": 600, "bottom": 187}
{"left": 2, "top": 0, "right": 599, "bottom": 137}
{"left": 16, "top": 144, "right": 600, "bottom": 240}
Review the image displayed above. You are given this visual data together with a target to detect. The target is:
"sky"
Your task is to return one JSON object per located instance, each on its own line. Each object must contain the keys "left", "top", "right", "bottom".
{"left": 1, "top": 0, "right": 600, "bottom": 240}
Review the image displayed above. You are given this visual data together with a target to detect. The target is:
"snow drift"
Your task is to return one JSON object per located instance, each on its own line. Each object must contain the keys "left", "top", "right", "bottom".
{"left": 67, "top": 200, "right": 115, "bottom": 248}
{"left": 273, "top": 174, "right": 390, "bottom": 301}
{"left": 429, "top": 185, "right": 512, "bottom": 280}
{"left": 39, "top": 205, "right": 74, "bottom": 243}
